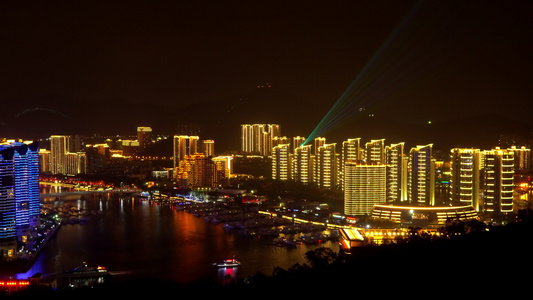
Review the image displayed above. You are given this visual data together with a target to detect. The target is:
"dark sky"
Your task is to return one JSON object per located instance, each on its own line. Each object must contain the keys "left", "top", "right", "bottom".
{"left": 1, "top": 0, "right": 532, "bottom": 150}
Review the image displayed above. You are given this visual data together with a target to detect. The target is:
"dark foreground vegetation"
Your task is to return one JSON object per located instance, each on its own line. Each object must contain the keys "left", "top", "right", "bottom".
{"left": 6, "top": 209, "right": 533, "bottom": 299}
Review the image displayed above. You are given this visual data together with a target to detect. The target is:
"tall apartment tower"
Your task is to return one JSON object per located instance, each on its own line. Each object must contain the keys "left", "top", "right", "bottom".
{"left": 340, "top": 138, "right": 362, "bottom": 191}
{"left": 173, "top": 135, "right": 199, "bottom": 171}
{"left": 50, "top": 135, "right": 67, "bottom": 174}
{"left": 315, "top": 143, "right": 337, "bottom": 189}
{"left": 272, "top": 143, "right": 291, "bottom": 181}
{"left": 408, "top": 144, "right": 435, "bottom": 206}
{"left": 386, "top": 142, "right": 407, "bottom": 203}
{"left": 450, "top": 148, "right": 481, "bottom": 211}
{"left": 482, "top": 148, "right": 514, "bottom": 214}
{"left": 314, "top": 137, "right": 326, "bottom": 155}
{"left": 344, "top": 162, "right": 387, "bottom": 216}
{"left": 365, "top": 139, "right": 385, "bottom": 164}
{"left": 292, "top": 144, "right": 313, "bottom": 185}
{"left": 292, "top": 136, "right": 306, "bottom": 154}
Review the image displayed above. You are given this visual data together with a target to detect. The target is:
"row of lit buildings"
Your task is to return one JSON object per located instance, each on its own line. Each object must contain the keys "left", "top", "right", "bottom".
{"left": 0, "top": 141, "right": 40, "bottom": 258}
{"left": 270, "top": 135, "right": 530, "bottom": 218}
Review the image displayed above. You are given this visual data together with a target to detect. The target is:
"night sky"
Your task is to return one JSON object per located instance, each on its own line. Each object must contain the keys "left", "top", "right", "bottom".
{"left": 1, "top": 0, "right": 532, "bottom": 152}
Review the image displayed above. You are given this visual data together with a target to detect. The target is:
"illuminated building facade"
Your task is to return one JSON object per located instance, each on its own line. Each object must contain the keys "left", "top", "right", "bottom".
{"left": 137, "top": 126, "right": 152, "bottom": 150}
{"left": 385, "top": 142, "right": 407, "bottom": 203}
{"left": 241, "top": 124, "right": 280, "bottom": 156}
{"left": 292, "top": 144, "right": 313, "bottom": 185}
{"left": 313, "top": 137, "right": 326, "bottom": 155}
{"left": 50, "top": 135, "right": 67, "bottom": 174}
{"left": 408, "top": 144, "right": 435, "bottom": 206}
{"left": 340, "top": 138, "right": 362, "bottom": 191}
{"left": 272, "top": 143, "right": 291, "bottom": 181}
{"left": 509, "top": 146, "right": 530, "bottom": 172}
{"left": 315, "top": 143, "right": 338, "bottom": 189}
{"left": 344, "top": 162, "right": 387, "bottom": 216}
{"left": 173, "top": 135, "right": 199, "bottom": 172}
{"left": 49, "top": 135, "right": 87, "bottom": 175}
{"left": 0, "top": 142, "right": 40, "bottom": 257}
{"left": 365, "top": 139, "right": 385, "bottom": 164}
{"left": 177, "top": 153, "right": 228, "bottom": 189}
{"left": 202, "top": 140, "right": 215, "bottom": 157}
{"left": 370, "top": 205, "right": 478, "bottom": 227}
{"left": 482, "top": 148, "right": 514, "bottom": 214}
{"left": 449, "top": 148, "right": 481, "bottom": 211}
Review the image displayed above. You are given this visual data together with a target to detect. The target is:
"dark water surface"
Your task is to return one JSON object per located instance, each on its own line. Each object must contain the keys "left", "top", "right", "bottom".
{"left": 17, "top": 186, "right": 338, "bottom": 286}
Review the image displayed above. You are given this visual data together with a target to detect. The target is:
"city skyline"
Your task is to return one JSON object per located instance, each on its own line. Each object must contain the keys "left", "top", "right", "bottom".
{"left": 1, "top": 0, "right": 532, "bottom": 153}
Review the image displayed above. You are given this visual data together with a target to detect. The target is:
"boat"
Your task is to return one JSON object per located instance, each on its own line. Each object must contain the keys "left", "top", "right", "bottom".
{"left": 63, "top": 262, "right": 109, "bottom": 278}
{"left": 212, "top": 258, "right": 241, "bottom": 268}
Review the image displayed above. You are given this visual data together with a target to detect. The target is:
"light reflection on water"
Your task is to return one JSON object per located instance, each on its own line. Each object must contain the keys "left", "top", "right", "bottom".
{"left": 18, "top": 186, "right": 338, "bottom": 286}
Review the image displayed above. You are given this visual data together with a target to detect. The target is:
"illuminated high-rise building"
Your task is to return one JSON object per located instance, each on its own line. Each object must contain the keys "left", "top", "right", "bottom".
{"left": 508, "top": 146, "right": 530, "bottom": 172}
{"left": 272, "top": 143, "right": 291, "bottom": 181}
{"left": 482, "top": 148, "right": 514, "bottom": 214}
{"left": 314, "top": 137, "right": 326, "bottom": 155}
{"left": 137, "top": 127, "right": 152, "bottom": 150}
{"left": 315, "top": 143, "right": 337, "bottom": 189}
{"left": 38, "top": 149, "right": 51, "bottom": 173}
{"left": 202, "top": 140, "right": 215, "bottom": 157}
{"left": 292, "top": 144, "right": 313, "bottom": 185}
{"left": 50, "top": 135, "right": 67, "bottom": 174}
{"left": 173, "top": 135, "right": 199, "bottom": 171}
{"left": 408, "top": 144, "right": 435, "bottom": 206}
{"left": 450, "top": 148, "right": 481, "bottom": 211}
{"left": 292, "top": 136, "right": 306, "bottom": 153}
{"left": 344, "top": 162, "right": 387, "bottom": 216}
{"left": 0, "top": 142, "right": 40, "bottom": 255}
{"left": 241, "top": 124, "right": 281, "bottom": 156}
{"left": 386, "top": 142, "right": 407, "bottom": 203}
{"left": 365, "top": 139, "right": 385, "bottom": 164}
{"left": 340, "top": 138, "right": 362, "bottom": 191}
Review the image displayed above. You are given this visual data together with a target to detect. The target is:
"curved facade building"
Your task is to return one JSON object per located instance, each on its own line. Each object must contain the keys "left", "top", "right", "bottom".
{"left": 370, "top": 204, "right": 478, "bottom": 228}
{"left": 0, "top": 142, "right": 39, "bottom": 257}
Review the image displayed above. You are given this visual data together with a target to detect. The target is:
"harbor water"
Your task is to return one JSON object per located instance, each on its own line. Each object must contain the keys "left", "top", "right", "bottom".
{"left": 16, "top": 185, "right": 338, "bottom": 286}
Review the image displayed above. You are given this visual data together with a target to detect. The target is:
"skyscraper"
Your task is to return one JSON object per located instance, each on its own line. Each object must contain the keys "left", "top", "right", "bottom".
{"left": 365, "top": 139, "right": 385, "bottom": 164}
{"left": 202, "top": 140, "right": 215, "bottom": 157}
{"left": 241, "top": 124, "right": 281, "bottom": 156}
{"left": 408, "top": 144, "right": 435, "bottom": 206}
{"left": 173, "top": 135, "right": 199, "bottom": 171}
{"left": 292, "top": 144, "right": 313, "bottom": 185}
{"left": 272, "top": 143, "right": 291, "bottom": 181}
{"left": 315, "top": 143, "right": 337, "bottom": 189}
{"left": 340, "top": 138, "right": 362, "bottom": 191}
{"left": 50, "top": 135, "right": 67, "bottom": 174}
{"left": 386, "top": 142, "right": 407, "bottom": 203}
{"left": 0, "top": 141, "right": 40, "bottom": 257}
{"left": 450, "top": 148, "right": 481, "bottom": 211}
{"left": 482, "top": 148, "right": 514, "bottom": 214}
{"left": 344, "top": 162, "right": 387, "bottom": 216}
